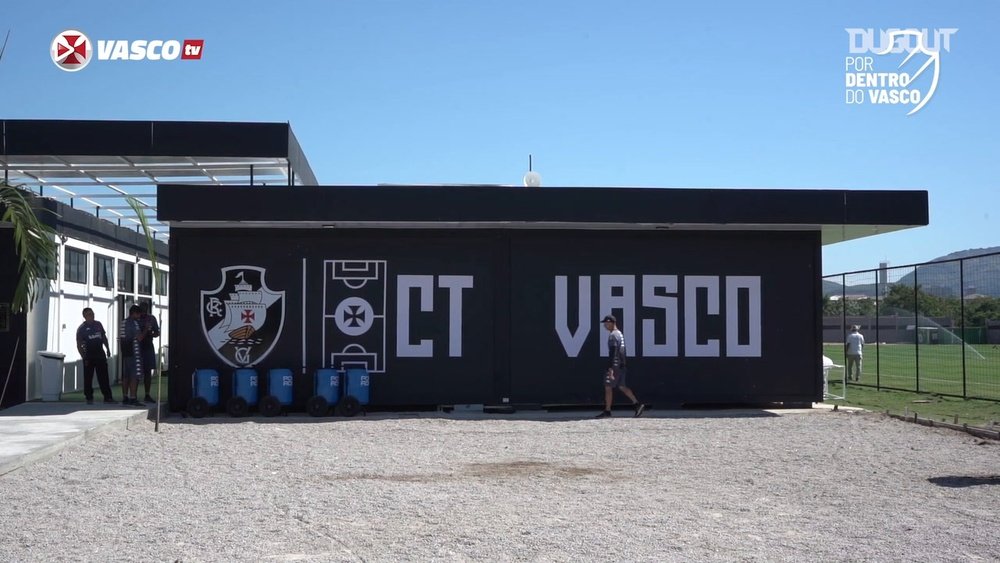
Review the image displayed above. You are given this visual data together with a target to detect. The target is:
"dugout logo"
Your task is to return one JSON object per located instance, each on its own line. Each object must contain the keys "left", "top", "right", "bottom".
{"left": 844, "top": 28, "right": 957, "bottom": 115}
{"left": 201, "top": 266, "right": 285, "bottom": 367}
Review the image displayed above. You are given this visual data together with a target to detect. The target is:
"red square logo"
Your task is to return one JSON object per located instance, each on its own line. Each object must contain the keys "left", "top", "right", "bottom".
{"left": 181, "top": 39, "right": 204, "bottom": 60}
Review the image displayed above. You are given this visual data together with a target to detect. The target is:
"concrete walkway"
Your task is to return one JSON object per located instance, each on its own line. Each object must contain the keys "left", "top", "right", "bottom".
{"left": 0, "top": 402, "right": 155, "bottom": 477}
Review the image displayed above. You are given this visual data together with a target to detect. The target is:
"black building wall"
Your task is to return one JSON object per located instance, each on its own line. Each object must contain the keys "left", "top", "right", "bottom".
{"left": 0, "top": 228, "right": 27, "bottom": 409}
{"left": 167, "top": 228, "right": 822, "bottom": 411}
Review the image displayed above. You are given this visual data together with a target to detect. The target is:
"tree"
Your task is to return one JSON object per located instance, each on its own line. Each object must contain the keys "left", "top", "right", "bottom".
{"left": 0, "top": 34, "right": 55, "bottom": 313}
{"left": 0, "top": 182, "right": 58, "bottom": 313}
{"left": 881, "top": 283, "right": 965, "bottom": 323}
{"left": 822, "top": 294, "right": 876, "bottom": 317}
{"left": 964, "top": 297, "right": 1000, "bottom": 328}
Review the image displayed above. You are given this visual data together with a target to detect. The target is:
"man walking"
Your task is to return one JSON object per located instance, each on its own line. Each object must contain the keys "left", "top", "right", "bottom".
{"left": 75, "top": 308, "right": 115, "bottom": 405}
{"left": 595, "top": 314, "right": 646, "bottom": 418}
{"left": 845, "top": 325, "right": 865, "bottom": 381}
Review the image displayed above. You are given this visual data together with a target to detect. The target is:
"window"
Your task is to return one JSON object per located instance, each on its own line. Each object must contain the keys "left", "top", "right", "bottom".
{"left": 64, "top": 247, "right": 88, "bottom": 284}
{"left": 94, "top": 254, "right": 115, "bottom": 289}
{"left": 138, "top": 265, "right": 153, "bottom": 295}
{"left": 118, "top": 261, "right": 134, "bottom": 292}
{"left": 155, "top": 270, "right": 169, "bottom": 296}
{"left": 36, "top": 253, "right": 57, "bottom": 280}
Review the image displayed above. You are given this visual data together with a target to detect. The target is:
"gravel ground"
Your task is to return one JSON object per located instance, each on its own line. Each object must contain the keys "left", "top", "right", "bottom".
{"left": 0, "top": 408, "right": 998, "bottom": 562}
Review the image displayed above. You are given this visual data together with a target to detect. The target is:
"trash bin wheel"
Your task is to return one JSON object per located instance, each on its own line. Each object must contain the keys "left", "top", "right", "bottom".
{"left": 187, "top": 396, "right": 210, "bottom": 418}
{"left": 336, "top": 395, "right": 361, "bottom": 417}
{"left": 307, "top": 395, "right": 329, "bottom": 417}
{"left": 226, "top": 396, "right": 249, "bottom": 417}
{"left": 260, "top": 395, "right": 282, "bottom": 417}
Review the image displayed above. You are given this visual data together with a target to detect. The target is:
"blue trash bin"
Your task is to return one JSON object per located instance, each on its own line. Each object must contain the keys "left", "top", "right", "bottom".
{"left": 269, "top": 368, "right": 295, "bottom": 405}
{"left": 189, "top": 369, "right": 220, "bottom": 418}
{"left": 315, "top": 368, "right": 341, "bottom": 404}
{"left": 345, "top": 367, "right": 370, "bottom": 404}
{"left": 226, "top": 368, "right": 258, "bottom": 417}
{"left": 233, "top": 368, "right": 260, "bottom": 406}
{"left": 261, "top": 368, "right": 294, "bottom": 417}
{"left": 307, "top": 368, "right": 341, "bottom": 417}
{"left": 337, "top": 367, "right": 370, "bottom": 417}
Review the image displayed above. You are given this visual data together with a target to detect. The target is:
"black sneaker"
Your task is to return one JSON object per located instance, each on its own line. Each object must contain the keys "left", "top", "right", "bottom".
{"left": 634, "top": 404, "right": 646, "bottom": 418}
{"left": 144, "top": 396, "right": 156, "bottom": 404}
{"left": 86, "top": 398, "right": 94, "bottom": 405}
{"left": 595, "top": 411, "right": 612, "bottom": 418}
{"left": 104, "top": 398, "right": 117, "bottom": 405}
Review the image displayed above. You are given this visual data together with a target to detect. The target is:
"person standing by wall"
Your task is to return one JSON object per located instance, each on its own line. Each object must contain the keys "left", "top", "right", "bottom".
{"left": 845, "top": 325, "right": 865, "bottom": 381}
{"left": 76, "top": 308, "right": 115, "bottom": 405}
{"left": 121, "top": 305, "right": 145, "bottom": 406}
{"left": 138, "top": 302, "right": 160, "bottom": 404}
{"left": 595, "top": 314, "right": 646, "bottom": 418}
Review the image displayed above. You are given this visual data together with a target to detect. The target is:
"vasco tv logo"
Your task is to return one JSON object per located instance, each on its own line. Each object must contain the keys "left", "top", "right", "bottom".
{"left": 51, "top": 29, "right": 204, "bottom": 72}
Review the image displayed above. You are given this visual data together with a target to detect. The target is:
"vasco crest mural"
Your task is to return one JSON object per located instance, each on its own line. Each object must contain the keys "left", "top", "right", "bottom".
{"left": 201, "top": 266, "right": 285, "bottom": 367}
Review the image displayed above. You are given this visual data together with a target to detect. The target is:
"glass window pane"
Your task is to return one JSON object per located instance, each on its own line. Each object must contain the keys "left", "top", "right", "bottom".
{"left": 94, "top": 254, "right": 114, "bottom": 289}
{"left": 64, "top": 247, "right": 88, "bottom": 284}
{"left": 138, "top": 265, "right": 153, "bottom": 295}
{"left": 118, "top": 261, "right": 134, "bottom": 293}
{"left": 155, "top": 270, "right": 168, "bottom": 296}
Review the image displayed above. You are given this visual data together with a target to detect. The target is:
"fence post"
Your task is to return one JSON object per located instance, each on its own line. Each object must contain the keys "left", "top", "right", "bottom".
{"left": 875, "top": 277, "right": 880, "bottom": 391}
{"left": 914, "top": 265, "right": 920, "bottom": 393}
{"left": 842, "top": 274, "right": 847, "bottom": 372}
{"left": 960, "top": 259, "right": 966, "bottom": 399}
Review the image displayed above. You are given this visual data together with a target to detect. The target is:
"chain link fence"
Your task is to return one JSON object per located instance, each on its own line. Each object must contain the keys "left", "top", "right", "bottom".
{"left": 823, "top": 252, "right": 1000, "bottom": 401}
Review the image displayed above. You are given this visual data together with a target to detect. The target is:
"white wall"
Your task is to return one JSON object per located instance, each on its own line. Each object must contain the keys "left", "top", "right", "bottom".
{"left": 25, "top": 234, "right": 170, "bottom": 400}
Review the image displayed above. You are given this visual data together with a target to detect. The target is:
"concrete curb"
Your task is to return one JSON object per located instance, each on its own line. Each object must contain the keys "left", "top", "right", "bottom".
{"left": 885, "top": 411, "right": 1000, "bottom": 440}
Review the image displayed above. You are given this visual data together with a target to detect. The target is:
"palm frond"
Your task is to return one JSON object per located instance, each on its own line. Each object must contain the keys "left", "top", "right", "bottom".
{"left": 126, "top": 196, "right": 160, "bottom": 278}
{"left": 0, "top": 29, "right": 10, "bottom": 63}
{"left": 0, "top": 182, "right": 58, "bottom": 313}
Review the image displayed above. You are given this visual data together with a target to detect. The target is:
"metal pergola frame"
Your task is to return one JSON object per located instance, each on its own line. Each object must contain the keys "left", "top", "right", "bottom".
{"left": 1, "top": 119, "right": 317, "bottom": 240}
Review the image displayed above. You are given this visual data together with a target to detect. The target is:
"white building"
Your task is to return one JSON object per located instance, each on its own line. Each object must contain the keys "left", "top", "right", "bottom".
{"left": 1, "top": 118, "right": 316, "bottom": 409}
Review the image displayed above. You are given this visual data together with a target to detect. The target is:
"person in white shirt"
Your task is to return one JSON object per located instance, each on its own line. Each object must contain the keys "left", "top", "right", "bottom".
{"left": 845, "top": 325, "right": 865, "bottom": 381}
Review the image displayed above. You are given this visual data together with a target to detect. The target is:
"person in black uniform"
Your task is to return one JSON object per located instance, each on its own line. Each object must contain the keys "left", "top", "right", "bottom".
{"left": 595, "top": 314, "right": 646, "bottom": 418}
{"left": 121, "top": 305, "right": 145, "bottom": 407}
{"left": 76, "top": 308, "right": 116, "bottom": 404}
{"left": 138, "top": 302, "right": 160, "bottom": 403}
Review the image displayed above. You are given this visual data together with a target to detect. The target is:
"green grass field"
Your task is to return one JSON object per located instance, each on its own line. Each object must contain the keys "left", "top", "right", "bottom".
{"left": 59, "top": 375, "right": 168, "bottom": 404}
{"left": 823, "top": 343, "right": 1000, "bottom": 399}
{"left": 822, "top": 343, "right": 1000, "bottom": 426}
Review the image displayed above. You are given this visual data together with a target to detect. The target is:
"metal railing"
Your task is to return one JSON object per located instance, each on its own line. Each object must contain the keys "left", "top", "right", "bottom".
{"left": 823, "top": 251, "right": 1000, "bottom": 401}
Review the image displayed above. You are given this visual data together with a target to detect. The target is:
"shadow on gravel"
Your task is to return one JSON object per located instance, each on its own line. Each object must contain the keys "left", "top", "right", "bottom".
{"left": 927, "top": 475, "right": 1000, "bottom": 488}
{"left": 156, "top": 407, "right": 784, "bottom": 425}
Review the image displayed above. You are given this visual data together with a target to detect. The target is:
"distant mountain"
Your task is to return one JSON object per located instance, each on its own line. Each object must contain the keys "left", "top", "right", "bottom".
{"left": 822, "top": 279, "right": 877, "bottom": 297}
{"left": 899, "top": 247, "right": 1000, "bottom": 297}
{"left": 824, "top": 247, "right": 1000, "bottom": 298}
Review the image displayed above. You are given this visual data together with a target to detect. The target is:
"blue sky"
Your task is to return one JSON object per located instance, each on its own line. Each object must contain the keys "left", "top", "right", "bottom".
{"left": 1, "top": 1, "right": 997, "bottom": 275}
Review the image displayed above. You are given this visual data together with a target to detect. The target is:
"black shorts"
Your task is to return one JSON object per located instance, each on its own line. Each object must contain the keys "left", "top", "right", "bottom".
{"left": 141, "top": 349, "right": 157, "bottom": 372}
{"left": 604, "top": 366, "right": 628, "bottom": 388}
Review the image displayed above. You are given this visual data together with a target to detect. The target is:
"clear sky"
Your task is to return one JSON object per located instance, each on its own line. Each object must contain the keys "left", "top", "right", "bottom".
{"left": 1, "top": 1, "right": 997, "bottom": 275}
